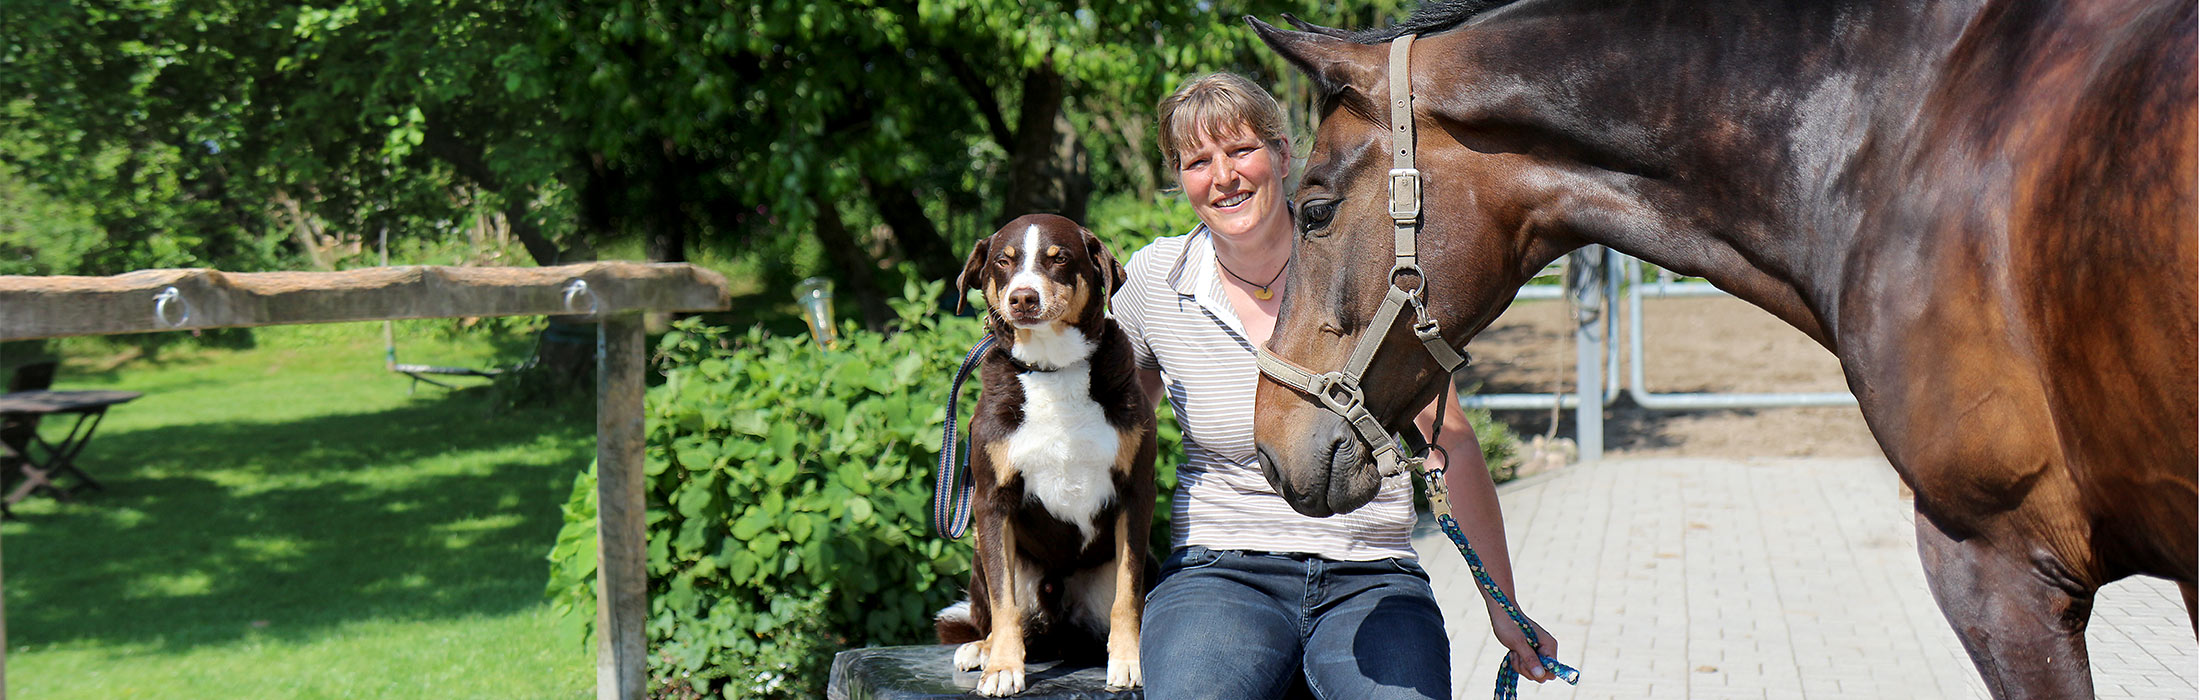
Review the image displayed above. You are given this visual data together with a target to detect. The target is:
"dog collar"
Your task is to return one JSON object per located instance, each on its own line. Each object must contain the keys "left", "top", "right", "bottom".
{"left": 995, "top": 343, "right": 1059, "bottom": 374}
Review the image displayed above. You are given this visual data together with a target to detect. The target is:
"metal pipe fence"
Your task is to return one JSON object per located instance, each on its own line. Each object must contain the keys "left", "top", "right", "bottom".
{"left": 1460, "top": 248, "right": 1857, "bottom": 462}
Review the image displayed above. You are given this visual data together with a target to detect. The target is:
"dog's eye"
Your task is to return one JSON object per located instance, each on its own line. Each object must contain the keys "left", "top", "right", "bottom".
{"left": 995, "top": 256, "right": 1012, "bottom": 268}
{"left": 1052, "top": 253, "right": 1070, "bottom": 265}
{"left": 1299, "top": 200, "right": 1337, "bottom": 236}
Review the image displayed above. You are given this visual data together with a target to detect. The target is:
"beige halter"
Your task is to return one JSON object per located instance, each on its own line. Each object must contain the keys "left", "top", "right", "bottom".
{"left": 1253, "top": 34, "right": 1471, "bottom": 477}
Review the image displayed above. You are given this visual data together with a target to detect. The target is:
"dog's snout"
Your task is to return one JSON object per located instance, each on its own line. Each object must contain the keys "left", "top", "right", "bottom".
{"left": 1008, "top": 288, "right": 1041, "bottom": 316}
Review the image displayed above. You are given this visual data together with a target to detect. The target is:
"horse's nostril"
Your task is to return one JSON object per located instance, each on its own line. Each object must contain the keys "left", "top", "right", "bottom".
{"left": 1256, "top": 445, "right": 1280, "bottom": 487}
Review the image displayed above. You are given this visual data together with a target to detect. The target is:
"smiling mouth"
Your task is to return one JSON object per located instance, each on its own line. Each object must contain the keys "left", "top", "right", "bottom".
{"left": 1213, "top": 192, "right": 1252, "bottom": 209}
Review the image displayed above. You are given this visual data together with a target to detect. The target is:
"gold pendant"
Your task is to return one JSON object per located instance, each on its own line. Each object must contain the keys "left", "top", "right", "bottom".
{"left": 1254, "top": 287, "right": 1274, "bottom": 300}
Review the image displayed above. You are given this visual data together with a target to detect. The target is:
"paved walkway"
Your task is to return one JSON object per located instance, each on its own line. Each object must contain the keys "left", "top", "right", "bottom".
{"left": 1420, "top": 457, "right": 2196, "bottom": 700}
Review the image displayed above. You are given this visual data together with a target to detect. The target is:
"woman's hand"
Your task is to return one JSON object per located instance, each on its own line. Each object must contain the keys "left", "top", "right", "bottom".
{"left": 1491, "top": 612, "right": 1561, "bottom": 683}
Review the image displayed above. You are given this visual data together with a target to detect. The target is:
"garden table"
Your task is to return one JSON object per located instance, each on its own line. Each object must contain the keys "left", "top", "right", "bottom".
{"left": 0, "top": 389, "right": 140, "bottom": 515}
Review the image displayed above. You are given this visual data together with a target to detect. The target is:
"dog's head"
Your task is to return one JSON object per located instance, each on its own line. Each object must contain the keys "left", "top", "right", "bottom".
{"left": 956, "top": 214, "right": 1126, "bottom": 355}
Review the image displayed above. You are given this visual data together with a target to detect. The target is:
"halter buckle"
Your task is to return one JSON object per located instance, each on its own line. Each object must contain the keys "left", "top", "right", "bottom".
{"left": 1310, "top": 372, "right": 1366, "bottom": 415}
{"left": 1388, "top": 168, "right": 1422, "bottom": 223}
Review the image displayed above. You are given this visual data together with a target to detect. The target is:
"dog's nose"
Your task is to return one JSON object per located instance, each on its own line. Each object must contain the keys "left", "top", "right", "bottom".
{"left": 1008, "top": 289, "right": 1041, "bottom": 316}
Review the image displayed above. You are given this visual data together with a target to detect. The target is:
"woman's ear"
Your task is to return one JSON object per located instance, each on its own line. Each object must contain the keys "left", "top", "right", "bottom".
{"left": 955, "top": 237, "right": 991, "bottom": 314}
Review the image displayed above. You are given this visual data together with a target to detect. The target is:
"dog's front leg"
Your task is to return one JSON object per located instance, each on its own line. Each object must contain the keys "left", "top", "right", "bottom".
{"left": 1104, "top": 506, "right": 1145, "bottom": 689}
{"left": 976, "top": 516, "right": 1027, "bottom": 696}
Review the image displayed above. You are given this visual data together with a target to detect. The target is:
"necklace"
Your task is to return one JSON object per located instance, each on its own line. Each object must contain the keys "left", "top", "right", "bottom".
{"left": 1217, "top": 254, "right": 1287, "bottom": 300}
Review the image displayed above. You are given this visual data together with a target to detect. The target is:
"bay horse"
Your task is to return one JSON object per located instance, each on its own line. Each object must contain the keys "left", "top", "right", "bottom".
{"left": 1245, "top": 1, "right": 2195, "bottom": 697}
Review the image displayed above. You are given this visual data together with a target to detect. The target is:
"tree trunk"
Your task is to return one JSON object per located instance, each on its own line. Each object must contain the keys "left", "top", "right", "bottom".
{"left": 811, "top": 192, "right": 892, "bottom": 330}
{"left": 999, "top": 62, "right": 1092, "bottom": 227}
{"left": 1090, "top": 109, "right": 1158, "bottom": 202}
{"left": 865, "top": 178, "right": 957, "bottom": 284}
{"left": 639, "top": 217, "right": 687, "bottom": 333}
{"left": 420, "top": 126, "right": 563, "bottom": 267}
{"left": 503, "top": 201, "right": 564, "bottom": 266}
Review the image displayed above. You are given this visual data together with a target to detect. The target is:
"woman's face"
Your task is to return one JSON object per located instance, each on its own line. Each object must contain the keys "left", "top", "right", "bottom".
{"left": 1176, "top": 127, "right": 1289, "bottom": 241}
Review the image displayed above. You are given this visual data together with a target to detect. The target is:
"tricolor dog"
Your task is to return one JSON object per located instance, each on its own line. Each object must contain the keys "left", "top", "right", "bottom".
{"left": 934, "top": 214, "right": 1158, "bottom": 696}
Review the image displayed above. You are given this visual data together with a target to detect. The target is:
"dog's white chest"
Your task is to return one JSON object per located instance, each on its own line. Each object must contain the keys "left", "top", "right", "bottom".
{"left": 1005, "top": 363, "right": 1121, "bottom": 544}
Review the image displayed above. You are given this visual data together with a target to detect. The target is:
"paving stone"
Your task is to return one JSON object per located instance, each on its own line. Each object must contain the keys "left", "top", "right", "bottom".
{"left": 1419, "top": 457, "right": 2197, "bottom": 700}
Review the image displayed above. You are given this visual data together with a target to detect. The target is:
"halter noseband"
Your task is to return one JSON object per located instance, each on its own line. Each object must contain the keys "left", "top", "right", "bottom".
{"left": 1253, "top": 34, "right": 1472, "bottom": 478}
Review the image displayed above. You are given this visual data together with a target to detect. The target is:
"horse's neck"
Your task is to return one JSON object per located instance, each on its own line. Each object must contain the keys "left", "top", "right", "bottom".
{"left": 1456, "top": 0, "right": 1989, "bottom": 346}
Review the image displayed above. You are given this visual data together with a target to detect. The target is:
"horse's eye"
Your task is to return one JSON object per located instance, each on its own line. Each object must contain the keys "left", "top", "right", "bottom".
{"left": 1300, "top": 200, "right": 1337, "bottom": 235}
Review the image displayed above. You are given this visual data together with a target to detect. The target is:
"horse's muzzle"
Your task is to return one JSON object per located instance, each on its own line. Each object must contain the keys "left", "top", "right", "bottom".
{"left": 1254, "top": 411, "right": 1382, "bottom": 518}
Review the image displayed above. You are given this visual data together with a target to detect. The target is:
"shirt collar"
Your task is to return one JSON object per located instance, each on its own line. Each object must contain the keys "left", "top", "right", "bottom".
{"left": 1163, "top": 223, "right": 1206, "bottom": 297}
{"left": 1165, "top": 225, "right": 1250, "bottom": 342}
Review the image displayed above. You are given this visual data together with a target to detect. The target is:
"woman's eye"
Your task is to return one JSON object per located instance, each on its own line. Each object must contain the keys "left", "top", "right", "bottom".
{"left": 1299, "top": 200, "right": 1337, "bottom": 235}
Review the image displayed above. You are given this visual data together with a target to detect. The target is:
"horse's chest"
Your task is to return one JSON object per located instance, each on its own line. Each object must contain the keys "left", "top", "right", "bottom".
{"left": 1003, "top": 366, "right": 1121, "bottom": 541}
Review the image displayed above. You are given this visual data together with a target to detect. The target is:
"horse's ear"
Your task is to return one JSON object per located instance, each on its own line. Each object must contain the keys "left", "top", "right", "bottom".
{"left": 1247, "top": 16, "right": 1383, "bottom": 107}
{"left": 955, "top": 237, "right": 990, "bottom": 315}
{"left": 1281, "top": 13, "right": 1355, "bottom": 40}
{"left": 1081, "top": 227, "right": 1126, "bottom": 298}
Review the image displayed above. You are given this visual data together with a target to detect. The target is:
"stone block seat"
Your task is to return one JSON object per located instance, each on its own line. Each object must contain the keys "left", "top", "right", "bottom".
{"left": 827, "top": 645, "right": 1141, "bottom": 700}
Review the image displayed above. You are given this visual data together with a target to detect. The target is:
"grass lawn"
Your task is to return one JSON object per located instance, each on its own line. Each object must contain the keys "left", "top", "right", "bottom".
{"left": 4, "top": 322, "right": 596, "bottom": 698}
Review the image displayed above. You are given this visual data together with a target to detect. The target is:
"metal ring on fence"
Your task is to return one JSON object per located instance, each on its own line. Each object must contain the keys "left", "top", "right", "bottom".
{"left": 562, "top": 279, "right": 598, "bottom": 315}
{"left": 153, "top": 287, "right": 191, "bottom": 328}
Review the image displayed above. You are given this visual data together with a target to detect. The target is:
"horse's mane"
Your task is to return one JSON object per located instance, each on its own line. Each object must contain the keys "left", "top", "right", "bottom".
{"left": 1351, "top": 0, "right": 1520, "bottom": 43}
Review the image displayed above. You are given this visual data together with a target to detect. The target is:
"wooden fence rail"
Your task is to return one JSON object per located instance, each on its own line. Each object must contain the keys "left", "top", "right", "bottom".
{"left": 0, "top": 262, "right": 726, "bottom": 341}
{"left": 0, "top": 262, "right": 730, "bottom": 700}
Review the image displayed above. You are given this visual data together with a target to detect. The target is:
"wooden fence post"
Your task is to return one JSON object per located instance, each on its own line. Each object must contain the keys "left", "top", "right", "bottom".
{"left": 595, "top": 314, "right": 647, "bottom": 700}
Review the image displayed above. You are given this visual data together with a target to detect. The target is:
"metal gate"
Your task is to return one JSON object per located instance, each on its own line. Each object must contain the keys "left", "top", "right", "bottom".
{"left": 1459, "top": 247, "right": 1856, "bottom": 461}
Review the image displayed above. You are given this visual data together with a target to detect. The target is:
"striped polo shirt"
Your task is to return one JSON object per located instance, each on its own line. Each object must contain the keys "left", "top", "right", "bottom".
{"left": 1110, "top": 226, "right": 1418, "bottom": 562}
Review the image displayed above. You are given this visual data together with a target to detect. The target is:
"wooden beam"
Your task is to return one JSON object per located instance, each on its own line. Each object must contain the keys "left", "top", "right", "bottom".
{"left": 594, "top": 315, "right": 648, "bottom": 700}
{"left": 0, "top": 262, "right": 730, "bottom": 341}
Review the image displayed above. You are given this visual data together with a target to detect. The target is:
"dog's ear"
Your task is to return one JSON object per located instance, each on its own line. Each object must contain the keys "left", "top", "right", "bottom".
{"left": 1081, "top": 227, "right": 1127, "bottom": 298}
{"left": 955, "top": 237, "right": 991, "bottom": 315}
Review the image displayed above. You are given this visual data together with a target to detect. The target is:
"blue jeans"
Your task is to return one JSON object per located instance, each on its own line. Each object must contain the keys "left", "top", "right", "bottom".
{"left": 1140, "top": 546, "right": 1450, "bottom": 700}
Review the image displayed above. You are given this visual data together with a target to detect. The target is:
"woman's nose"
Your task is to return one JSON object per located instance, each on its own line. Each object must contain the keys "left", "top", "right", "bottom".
{"left": 1212, "top": 159, "right": 1238, "bottom": 188}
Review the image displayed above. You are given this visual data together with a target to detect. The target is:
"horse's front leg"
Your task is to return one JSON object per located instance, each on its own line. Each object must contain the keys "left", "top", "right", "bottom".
{"left": 1914, "top": 510, "right": 2097, "bottom": 699}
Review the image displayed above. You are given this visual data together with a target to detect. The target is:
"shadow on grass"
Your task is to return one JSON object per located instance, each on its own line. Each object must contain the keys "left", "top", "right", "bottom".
{"left": 3, "top": 393, "right": 593, "bottom": 652}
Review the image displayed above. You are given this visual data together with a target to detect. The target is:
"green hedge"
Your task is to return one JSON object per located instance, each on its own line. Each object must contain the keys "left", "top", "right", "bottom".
{"left": 545, "top": 279, "right": 1518, "bottom": 698}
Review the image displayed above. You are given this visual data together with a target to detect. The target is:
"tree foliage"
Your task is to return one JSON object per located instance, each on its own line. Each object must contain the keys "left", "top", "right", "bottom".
{"left": 2, "top": 0, "right": 1416, "bottom": 315}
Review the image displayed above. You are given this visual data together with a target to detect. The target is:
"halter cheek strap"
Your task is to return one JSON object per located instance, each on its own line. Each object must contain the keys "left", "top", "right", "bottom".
{"left": 1252, "top": 34, "right": 1582, "bottom": 699}
{"left": 1253, "top": 33, "right": 1470, "bottom": 478}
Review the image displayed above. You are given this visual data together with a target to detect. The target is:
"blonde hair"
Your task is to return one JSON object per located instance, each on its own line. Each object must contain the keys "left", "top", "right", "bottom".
{"left": 1156, "top": 72, "right": 1291, "bottom": 172}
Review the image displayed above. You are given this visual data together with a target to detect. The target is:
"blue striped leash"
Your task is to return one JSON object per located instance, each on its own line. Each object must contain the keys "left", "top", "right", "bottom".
{"left": 931, "top": 334, "right": 995, "bottom": 539}
{"left": 1415, "top": 451, "right": 1582, "bottom": 699}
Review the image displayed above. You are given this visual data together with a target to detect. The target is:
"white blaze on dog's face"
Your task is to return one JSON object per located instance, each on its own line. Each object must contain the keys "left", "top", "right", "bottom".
{"left": 956, "top": 214, "right": 1126, "bottom": 369}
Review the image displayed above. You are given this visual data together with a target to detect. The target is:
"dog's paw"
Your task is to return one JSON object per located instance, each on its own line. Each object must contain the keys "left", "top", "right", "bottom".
{"left": 975, "top": 666, "right": 1027, "bottom": 696}
{"left": 1105, "top": 658, "right": 1142, "bottom": 689}
{"left": 953, "top": 641, "right": 988, "bottom": 671}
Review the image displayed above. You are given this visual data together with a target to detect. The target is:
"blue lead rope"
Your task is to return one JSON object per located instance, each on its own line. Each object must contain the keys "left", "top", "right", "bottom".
{"left": 1416, "top": 461, "right": 1582, "bottom": 699}
{"left": 932, "top": 335, "right": 996, "bottom": 540}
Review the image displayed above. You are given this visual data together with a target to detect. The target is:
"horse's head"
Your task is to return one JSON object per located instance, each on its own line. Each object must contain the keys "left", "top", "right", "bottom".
{"left": 1247, "top": 17, "right": 1593, "bottom": 516}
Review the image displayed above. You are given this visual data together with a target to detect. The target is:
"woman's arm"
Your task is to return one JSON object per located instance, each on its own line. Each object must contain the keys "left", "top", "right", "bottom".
{"left": 1414, "top": 384, "right": 1560, "bottom": 682}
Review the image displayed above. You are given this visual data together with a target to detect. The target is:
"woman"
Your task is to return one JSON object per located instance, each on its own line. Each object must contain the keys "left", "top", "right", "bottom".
{"left": 1110, "top": 72, "right": 1560, "bottom": 699}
